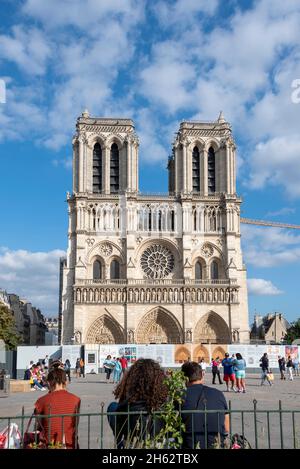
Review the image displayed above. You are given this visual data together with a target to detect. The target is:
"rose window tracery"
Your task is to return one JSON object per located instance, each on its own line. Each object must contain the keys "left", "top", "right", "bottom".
{"left": 141, "top": 244, "right": 174, "bottom": 279}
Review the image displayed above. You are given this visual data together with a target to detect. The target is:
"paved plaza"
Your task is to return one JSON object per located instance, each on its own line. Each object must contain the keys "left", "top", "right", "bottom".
{"left": 1, "top": 371, "right": 300, "bottom": 449}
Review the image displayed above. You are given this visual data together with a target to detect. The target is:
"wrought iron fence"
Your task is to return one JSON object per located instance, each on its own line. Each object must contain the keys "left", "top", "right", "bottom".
{"left": 1, "top": 400, "right": 300, "bottom": 449}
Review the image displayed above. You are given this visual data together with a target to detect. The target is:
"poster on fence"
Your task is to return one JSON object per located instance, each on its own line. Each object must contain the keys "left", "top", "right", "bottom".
{"left": 136, "top": 344, "right": 175, "bottom": 367}
{"left": 98, "top": 344, "right": 137, "bottom": 369}
{"left": 62, "top": 345, "right": 82, "bottom": 368}
{"left": 285, "top": 345, "right": 299, "bottom": 361}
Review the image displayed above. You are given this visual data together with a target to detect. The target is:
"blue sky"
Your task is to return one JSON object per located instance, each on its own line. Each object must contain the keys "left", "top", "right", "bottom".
{"left": 0, "top": 0, "right": 300, "bottom": 321}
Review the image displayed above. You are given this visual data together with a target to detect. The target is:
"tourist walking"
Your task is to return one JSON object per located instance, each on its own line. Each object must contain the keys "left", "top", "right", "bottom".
{"left": 278, "top": 356, "right": 286, "bottom": 380}
{"left": 293, "top": 357, "right": 299, "bottom": 376}
{"left": 75, "top": 358, "right": 81, "bottom": 378}
{"left": 79, "top": 358, "right": 85, "bottom": 378}
{"left": 199, "top": 358, "right": 207, "bottom": 378}
{"left": 211, "top": 357, "right": 223, "bottom": 385}
{"left": 33, "top": 367, "right": 81, "bottom": 449}
{"left": 222, "top": 353, "right": 236, "bottom": 392}
{"left": 120, "top": 355, "right": 128, "bottom": 376}
{"left": 233, "top": 353, "right": 246, "bottom": 393}
{"left": 113, "top": 358, "right": 122, "bottom": 384}
{"left": 64, "top": 359, "right": 71, "bottom": 382}
{"left": 260, "top": 353, "right": 272, "bottom": 386}
{"left": 287, "top": 356, "right": 294, "bottom": 380}
{"left": 181, "top": 361, "right": 230, "bottom": 449}
{"left": 103, "top": 355, "right": 115, "bottom": 383}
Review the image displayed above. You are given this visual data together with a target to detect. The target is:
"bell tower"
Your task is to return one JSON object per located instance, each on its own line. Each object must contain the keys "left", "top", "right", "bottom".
{"left": 168, "top": 111, "right": 236, "bottom": 196}
{"left": 73, "top": 110, "right": 139, "bottom": 195}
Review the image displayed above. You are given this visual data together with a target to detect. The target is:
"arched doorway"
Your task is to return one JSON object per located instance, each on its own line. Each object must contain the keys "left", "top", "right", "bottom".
{"left": 212, "top": 346, "right": 227, "bottom": 360}
{"left": 85, "top": 315, "right": 124, "bottom": 344}
{"left": 193, "top": 345, "right": 209, "bottom": 363}
{"left": 175, "top": 346, "right": 190, "bottom": 363}
{"left": 194, "top": 311, "right": 231, "bottom": 344}
{"left": 136, "top": 307, "right": 183, "bottom": 344}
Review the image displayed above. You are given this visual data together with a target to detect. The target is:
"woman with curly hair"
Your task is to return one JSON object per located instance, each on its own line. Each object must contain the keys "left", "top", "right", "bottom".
{"left": 107, "top": 358, "right": 168, "bottom": 448}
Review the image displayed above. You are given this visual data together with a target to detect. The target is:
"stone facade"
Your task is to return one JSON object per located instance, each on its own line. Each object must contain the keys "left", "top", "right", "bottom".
{"left": 8, "top": 294, "right": 47, "bottom": 345}
{"left": 251, "top": 313, "right": 289, "bottom": 344}
{"left": 60, "top": 111, "right": 250, "bottom": 345}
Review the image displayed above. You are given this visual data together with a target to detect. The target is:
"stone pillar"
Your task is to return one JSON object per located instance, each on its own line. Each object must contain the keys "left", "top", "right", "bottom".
{"left": 183, "top": 143, "right": 187, "bottom": 193}
{"left": 104, "top": 145, "right": 110, "bottom": 194}
{"left": 226, "top": 144, "right": 231, "bottom": 194}
{"left": 203, "top": 149, "right": 208, "bottom": 195}
{"left": 78, "top": 138, "right": 84, "bottom": 193}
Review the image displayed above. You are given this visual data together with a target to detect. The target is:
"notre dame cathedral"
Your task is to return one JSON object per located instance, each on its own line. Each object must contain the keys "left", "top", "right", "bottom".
{"left": 60, "top": 110, "right": 250, "bottom": 345}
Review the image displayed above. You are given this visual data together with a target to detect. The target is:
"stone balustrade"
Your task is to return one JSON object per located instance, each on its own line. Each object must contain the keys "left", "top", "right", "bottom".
{"left": 74, "top": 284, "right": 239, "bottom": 305}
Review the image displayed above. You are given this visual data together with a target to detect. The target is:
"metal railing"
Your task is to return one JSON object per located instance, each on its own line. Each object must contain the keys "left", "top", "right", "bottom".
{"left": 1, "top": 401, "right": 300, "bottom": 449}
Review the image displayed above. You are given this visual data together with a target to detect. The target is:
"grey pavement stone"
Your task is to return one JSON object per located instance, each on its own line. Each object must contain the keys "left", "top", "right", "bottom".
{"left": 1, "top": 372, "right": 300, "bottom": 449}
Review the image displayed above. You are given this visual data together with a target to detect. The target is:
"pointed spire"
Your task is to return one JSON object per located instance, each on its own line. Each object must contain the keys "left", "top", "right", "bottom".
{"left": 217, "top": 110, "right": 226, "bottom": 123}
{"left": 82, "top": 109, "right": 89, "bottom": 118}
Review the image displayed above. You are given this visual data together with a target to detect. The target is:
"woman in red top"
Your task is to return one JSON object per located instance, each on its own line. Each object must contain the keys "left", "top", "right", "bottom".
{"left": 34, "top": 368, "right": 81, "bottom": 448}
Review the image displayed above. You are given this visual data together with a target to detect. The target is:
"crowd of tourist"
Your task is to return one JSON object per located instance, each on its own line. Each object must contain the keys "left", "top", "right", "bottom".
{"left": 18, "top": 350, "right": 299, "bottom": 449}
{"left": 103, "top": 355, "right": 128, "bottom": 383}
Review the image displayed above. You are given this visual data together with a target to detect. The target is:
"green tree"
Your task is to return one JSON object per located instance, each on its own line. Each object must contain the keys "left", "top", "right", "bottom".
{"left": 284, "top": 319, "right": 300, "bottom": 344}
{"left": 0, "top": 304, "right": 22, "bottom": 350}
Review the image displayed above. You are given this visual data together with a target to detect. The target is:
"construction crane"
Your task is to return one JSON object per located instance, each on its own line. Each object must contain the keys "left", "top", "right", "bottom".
{"left": 241, "top": 218, "right": 300, "bottom": 230}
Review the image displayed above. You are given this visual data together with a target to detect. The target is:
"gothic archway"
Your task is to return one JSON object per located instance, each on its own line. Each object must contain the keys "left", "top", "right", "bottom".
{"left": 212, "top": 346, "right": 227, "bottom": 360}
{"left": 175, "top": 346, "right": 190, "bottom": 363}
{"left": 85, "top": 314, "right": 124, "bottom": 344}
{"left": 193, "top": 345, "right": 210, "bottom": 363}
{"left": 194, "top": 311, "right": 230, "bottom": 344}
{"left": 136, "top": 307, "right": 183, "bottom": 344}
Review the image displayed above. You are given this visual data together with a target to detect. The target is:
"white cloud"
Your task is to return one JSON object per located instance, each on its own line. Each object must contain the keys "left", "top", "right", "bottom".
{"left": 266, "top": 207, "right": 296, "bottom": 217}
{"left": 247, "top": 136, "right": 300, "bottom": 198}
{"left": 154, "top": 0, "right": 219, "bottom": 28}
{"left": 0, "top": 247, "right": 65, "bottom": 316}
{"left": 0, "top": 26, "right": 51, "bottom": 75}
{"left": 248, "top": 278, "right": 283, "bottom": 296}
{"left": 242, "top": 225, "right": 300, "bottom": 268}
{"left": 22, "top": 0, "right": 144, "bottom": 32}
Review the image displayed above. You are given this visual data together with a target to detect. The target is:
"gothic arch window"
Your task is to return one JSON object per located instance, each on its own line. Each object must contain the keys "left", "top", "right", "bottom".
{"left": 195, "top": 261, "right": 202, "bottom": 280}
{"left": 110, "top": 143, "right": 119, "bottom": 193}
{"left": 211, "top": 260, "right": 219, "bottom": 280}
{"left": 158, "top": 210, "right": 162, "bottom": 231}
{"left": 192, "top": 146, "right": 200, "bottom": 192}
{"left": 208, "top": 146, "right": 216, "bottom": 194}
{"left": 93, "top": 260, "right": 102, "bottom": 280}
{"left": 93, "top": 143, "right": 102, "bottom": 193}
{"left": 171, "top": 210, "right": 175, "bottom": 231}
{"left": 110, "top": 259, "right": 120, "bottom": 279}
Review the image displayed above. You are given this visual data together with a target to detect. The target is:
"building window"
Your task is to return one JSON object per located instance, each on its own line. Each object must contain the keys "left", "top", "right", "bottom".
{"left": 93, "top": 143, "right": 102, "bottom": 193}
{"left": 211, "top": 260, "right": 219, "bottom": 280}
{"left": 110, "top": 143, "right": 119, "bottom": 193}
{"left": 158, "top": 210, "right": 162, "bottom": 231}
{"left": 195, "top": 261, "right": 202, "bottom": 280}
{"left": 192, "top": 146, "right": 200, "bottom": 192}
{"left": 93, "top": 260, "right": 102, "bottom": 280}
{"left": 208, "top": 147, "right": 216, "bottom": 193}
{"left": 110, "top": 260, "right": 120, "bottom": 279}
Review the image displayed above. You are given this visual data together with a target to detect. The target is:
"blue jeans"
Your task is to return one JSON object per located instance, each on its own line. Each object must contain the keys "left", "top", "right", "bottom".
{"left": 33, "top": 379, "right": 43, "bottom": 389}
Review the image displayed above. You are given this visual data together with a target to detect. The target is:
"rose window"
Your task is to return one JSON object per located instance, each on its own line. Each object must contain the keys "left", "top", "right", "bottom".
{"left": 141, "top": 244, "right": 174, "bottom": 279}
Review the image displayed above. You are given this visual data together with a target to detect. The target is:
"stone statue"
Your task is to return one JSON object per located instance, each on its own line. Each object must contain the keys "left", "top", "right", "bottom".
{"left": 74, "top": 331, "right": 82, "bottom": 344}
{"left": 127, "top": 329, "right": 134, "bottom": 344}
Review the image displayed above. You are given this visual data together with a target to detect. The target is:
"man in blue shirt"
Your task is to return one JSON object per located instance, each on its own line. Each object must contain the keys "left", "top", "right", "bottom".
{"left": 222, "top": 353, "right": 236, "bottom": 392}
{"left": 181, "top": 362, "right": 229, "bottom": 449}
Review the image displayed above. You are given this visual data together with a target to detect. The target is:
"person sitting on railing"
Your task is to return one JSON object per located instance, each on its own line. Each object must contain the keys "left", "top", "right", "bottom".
{"left": 107, "top": 358, "right": 168, "bottom": 448}
{"left": 33, "top": 367, "right": 81, "bottom": 449}
{"left": 181, "top": 361, "right": 230, "bottom": 449}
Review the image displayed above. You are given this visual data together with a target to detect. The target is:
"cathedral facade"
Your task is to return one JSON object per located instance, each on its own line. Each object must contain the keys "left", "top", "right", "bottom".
{"left": 60, "top": 111, "right": 250, "bottom": 345}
